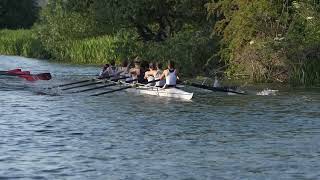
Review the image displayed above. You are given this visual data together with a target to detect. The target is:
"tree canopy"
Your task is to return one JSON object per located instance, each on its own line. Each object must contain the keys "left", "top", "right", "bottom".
{"left": 0, "top": 0, "right": 39, "bottom": 29}
{"left": 92, "top": 0, "right": 210, "bottom": 41}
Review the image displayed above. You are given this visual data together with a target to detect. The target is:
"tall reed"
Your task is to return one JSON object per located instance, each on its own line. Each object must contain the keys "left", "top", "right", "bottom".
{"left": 290, "top": 59, "right": 320, "bottom": 86}
{"left": 0, "top": 29, "right": 46, "bottom": 58}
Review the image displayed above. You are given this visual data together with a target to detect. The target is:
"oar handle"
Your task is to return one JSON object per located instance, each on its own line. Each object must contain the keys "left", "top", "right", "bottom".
{"left": 143, "top": 79, "right": 161, "bottom": 84}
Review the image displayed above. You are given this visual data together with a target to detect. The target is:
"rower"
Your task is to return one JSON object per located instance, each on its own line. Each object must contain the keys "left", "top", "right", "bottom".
{"left": 144, "top": 62, "right": 157, "bottom": 86}
{"left": 213, "top": 76, "right": 220, "bottom": 87}
{"left": 154, "top": 62, "right": 165, "bottom": 87}
{"left": 106, "top": 60, "right": 120, "bottom": 80}
{"left": 98, "top": 64, "right": 110, "bottom": 79}
{"left": 129, "top": 57, "right": 144, "bottom": 83}
{"left": 118, "top": 59, "right": 131, "bottom": 81}
{"left": 118, "top": 59, "right": 130, "bottom": 75}
{"left": 160, "top": 60, "right": 179, "bottom": 88}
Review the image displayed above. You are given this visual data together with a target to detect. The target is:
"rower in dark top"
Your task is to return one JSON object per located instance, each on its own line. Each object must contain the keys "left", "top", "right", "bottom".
{"left": 155, "top": 62, "right": 166, "bottom": 87}
{"left": 129, "top": 57, "right": 144, "bottom": 83}
{"left": 144, "top": 62, "right": 157, "bottom": 86}
{"left": 106, "top": 60, "right": 120, "bottom": 80}
{"left": 98, "top": 63, "right": 110, "bottom": 79}
{"left": 160, "top": 60, "right": 179, "bottom": 88}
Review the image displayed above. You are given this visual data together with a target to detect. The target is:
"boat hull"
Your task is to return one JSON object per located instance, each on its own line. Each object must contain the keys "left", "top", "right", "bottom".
{"left": 126, "top": 86, "right": 193, "bottom": 100}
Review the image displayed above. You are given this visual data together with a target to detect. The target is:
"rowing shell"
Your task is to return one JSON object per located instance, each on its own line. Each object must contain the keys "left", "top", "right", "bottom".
{"left": 113, "top": 81, "right": 193, "bottom": 100}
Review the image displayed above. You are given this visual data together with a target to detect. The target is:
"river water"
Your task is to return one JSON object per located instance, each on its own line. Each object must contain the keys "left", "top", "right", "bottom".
{"left": 0, "top": 55, "right": 319, "bottom": 179}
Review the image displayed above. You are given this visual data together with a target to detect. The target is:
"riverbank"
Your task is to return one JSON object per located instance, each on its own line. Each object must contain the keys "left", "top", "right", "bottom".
{"left": 1, "top": 29, "right": 319, "bottom": 87}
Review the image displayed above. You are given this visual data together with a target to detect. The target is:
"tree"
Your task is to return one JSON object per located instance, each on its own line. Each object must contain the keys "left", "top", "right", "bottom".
{"left": 92, "top": 0, "right": 210, "bottom": 41}
{"left": 0, "top": 0, "right": 39, "bottom": 29}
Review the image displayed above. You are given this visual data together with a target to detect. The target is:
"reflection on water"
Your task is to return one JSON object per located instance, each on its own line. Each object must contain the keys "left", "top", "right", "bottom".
{"left": 1, "top": 55, "right": 320, "bottom": 179}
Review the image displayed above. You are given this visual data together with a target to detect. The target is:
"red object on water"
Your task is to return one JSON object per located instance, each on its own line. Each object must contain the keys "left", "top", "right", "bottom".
{"left": 19, "top": 75, "right": 38, "bottom": 81}
{"left": 6, "top": 69, "right": 22, "bottom": 74}
{"left": 7, "top": 70, "right": 30, "bottom": 75}
{"left": 3, "top": 69, "right": 51, "bottom": 81}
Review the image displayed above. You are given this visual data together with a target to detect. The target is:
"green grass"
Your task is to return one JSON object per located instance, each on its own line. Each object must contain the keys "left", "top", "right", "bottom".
{"left": 0, "top": 29, "right": 46, "bottom": 58}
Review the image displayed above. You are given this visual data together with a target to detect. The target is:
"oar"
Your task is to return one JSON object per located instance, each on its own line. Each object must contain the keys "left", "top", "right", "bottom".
{"left": 49, "top": 79, "right": 95, "bottom": 89}
{"left": 49, "top": 75, "right": 115, "bottom": 89}
{"left": 74, "top": 77, "right": 139, "bottom": 93}
{"left": 49, "top": 74, "right": 126, "bottom": 89}
{"left": 60, "top": 76, "right": 128, "bottom": 91}
{"left": 91, "top": 86, "right": 132, "bottom": 96}
{"left": 72, "top": 82, "right": 118, "bottom": 93}
{"left": 90, "top": 79, "right": 138, "bottom": 96}
{"left": 189, "top": 83, "right": 247, "bottom": 95}
{"left": 61, "top": 81, "right": 105, "bottom": 90}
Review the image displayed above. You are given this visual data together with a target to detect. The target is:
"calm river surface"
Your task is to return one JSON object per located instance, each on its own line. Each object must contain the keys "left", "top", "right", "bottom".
{"left": 1, "top": 55, "right": 320, "bottom": 179}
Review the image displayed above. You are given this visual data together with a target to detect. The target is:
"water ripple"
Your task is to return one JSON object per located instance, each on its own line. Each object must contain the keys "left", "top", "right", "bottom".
{"left": 1, "top": 55, "right": 320, "bottom": 179}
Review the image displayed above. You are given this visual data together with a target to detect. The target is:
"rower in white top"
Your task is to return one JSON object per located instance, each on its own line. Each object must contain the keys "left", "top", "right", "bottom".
{"left": 213, "top": 76, "right": 220, "bottom": 87}
{"left": 160, "top": 60, "right": 179, "bottom": 88}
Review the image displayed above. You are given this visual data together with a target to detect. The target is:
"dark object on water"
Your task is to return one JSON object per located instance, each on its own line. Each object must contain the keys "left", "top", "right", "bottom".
{"left": 189, "top": 83, "right": 246, "bottom": 95}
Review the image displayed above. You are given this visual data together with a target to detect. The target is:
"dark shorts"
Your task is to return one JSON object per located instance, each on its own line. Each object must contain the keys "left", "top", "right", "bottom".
{"left": 165, "top": 85, "right": 176, "bottom": 88}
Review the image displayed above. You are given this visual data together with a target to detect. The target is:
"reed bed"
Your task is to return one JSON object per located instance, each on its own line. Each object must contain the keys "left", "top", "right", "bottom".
{"left": 290, "top": 59, "right": 320, "bottom": 86}
{"left": 0, "top": 29, "right": 46, "bottom": 58}
{"left": 50, "top": 35, "right": 137, "bottom": 65}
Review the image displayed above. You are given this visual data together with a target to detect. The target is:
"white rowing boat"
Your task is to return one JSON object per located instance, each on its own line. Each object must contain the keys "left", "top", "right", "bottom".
{"left": 112, "top": 80, "right": 193, "bottom": 100}
{"left": 126, "top": 85, "right": 193, "bottom": 100}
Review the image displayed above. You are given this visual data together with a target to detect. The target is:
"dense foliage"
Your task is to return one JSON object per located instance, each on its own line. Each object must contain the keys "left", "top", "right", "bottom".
{"left": 207, "top": 0, "right": 320, "bottom": 85}
{"left": 0, "top": 0, "right": 39, "bottom": 29}
{"left": 34, "top": 0, "right": 215, "bottom": 76}
{"left": 1, "top": 0, "right": 319, "bottom": 85}
{"left": 92, "top": 0, "right": 209, "bottom": 41}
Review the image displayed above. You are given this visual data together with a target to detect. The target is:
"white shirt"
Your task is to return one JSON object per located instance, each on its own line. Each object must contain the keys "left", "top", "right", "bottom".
{"left": 165, "top": 69, "right": 177, "bottom": 86}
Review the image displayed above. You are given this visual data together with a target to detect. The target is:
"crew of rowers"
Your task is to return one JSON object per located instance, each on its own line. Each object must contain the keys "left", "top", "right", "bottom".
{"left": 98, "top": 57, "right": 178, "bottom": 88}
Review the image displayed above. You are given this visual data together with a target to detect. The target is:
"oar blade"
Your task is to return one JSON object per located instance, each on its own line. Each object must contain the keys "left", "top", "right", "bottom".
{"left": 190, "top": 83, "right": 246, "bottom": 95}
{"left": 18, "top": 73, "right": 52, "bottom": 81}
{"left": 8, "top": 71, "right": 30, "bottom": 75}
{"left": 19, "top": 74, "right": 37, "bottom": 81}
{"left": 35, "top": 73, "right": 52, "bottom": 80}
